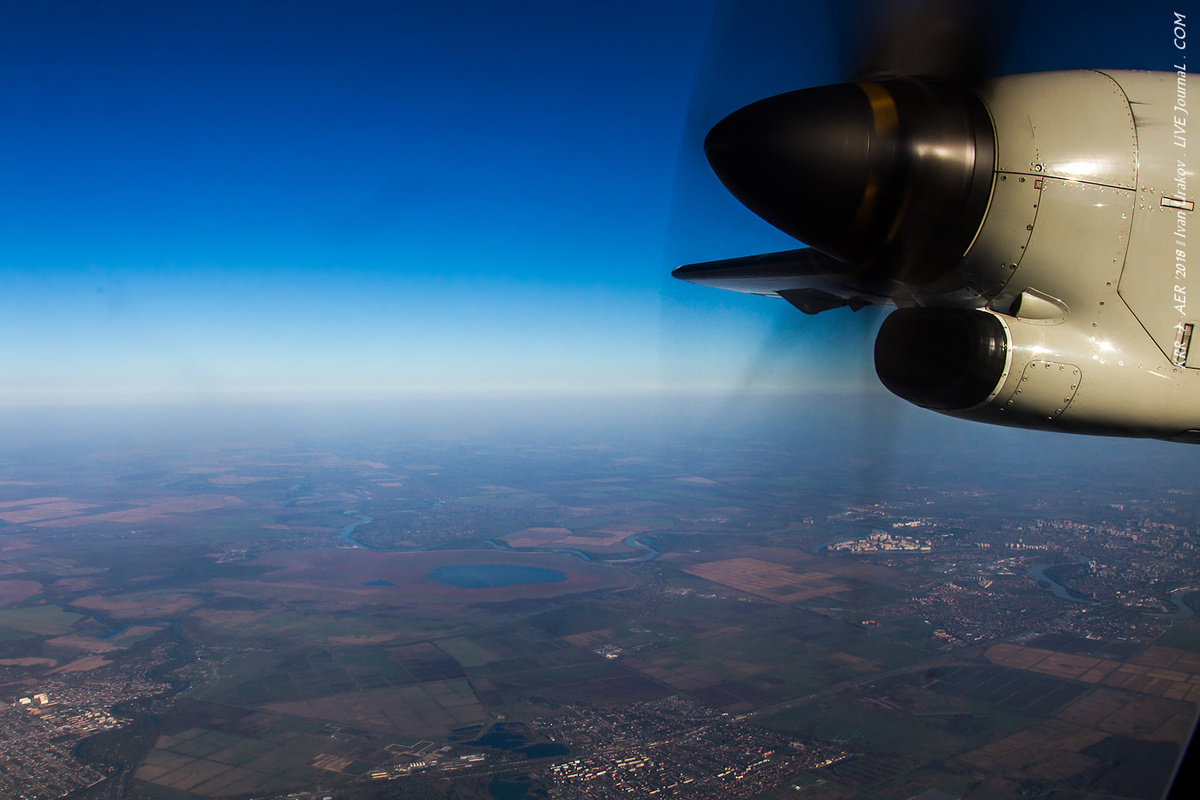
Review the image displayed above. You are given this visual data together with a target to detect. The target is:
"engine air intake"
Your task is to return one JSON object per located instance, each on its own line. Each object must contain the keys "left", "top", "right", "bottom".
{"left": 874, "top": 308, "right": 1007, "bottom": 410}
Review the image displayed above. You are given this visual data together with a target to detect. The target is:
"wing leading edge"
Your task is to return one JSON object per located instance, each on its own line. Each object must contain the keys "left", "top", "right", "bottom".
{"left": 671, "top": 248, "right": 895, "bottom": 314}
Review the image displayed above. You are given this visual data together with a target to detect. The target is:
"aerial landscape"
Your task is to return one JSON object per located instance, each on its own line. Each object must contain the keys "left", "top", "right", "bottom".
{"left": 0, "top": 402, "right": 1198, "bottom": 799}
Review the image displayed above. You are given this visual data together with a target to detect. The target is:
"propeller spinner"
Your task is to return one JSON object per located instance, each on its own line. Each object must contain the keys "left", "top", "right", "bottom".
{"left": 702, "top": 78, "right": 995, "bottom": 288}
{"left": 674, "top": 0, "right": 1009, "bottom": 310}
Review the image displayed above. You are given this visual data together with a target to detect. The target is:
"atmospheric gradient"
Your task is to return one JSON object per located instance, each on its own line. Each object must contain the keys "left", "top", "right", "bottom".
{"left": 0, "top": 0, "right": 1174, "bottom": 415}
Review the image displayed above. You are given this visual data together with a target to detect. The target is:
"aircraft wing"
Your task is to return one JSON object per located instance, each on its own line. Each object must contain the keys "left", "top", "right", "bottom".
{"left": 671, "top": 248, "right": 896, "bottom": 314}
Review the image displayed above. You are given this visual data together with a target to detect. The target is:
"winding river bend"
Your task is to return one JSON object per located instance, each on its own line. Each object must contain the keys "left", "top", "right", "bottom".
{"left": 338, "top": 513, "right": 378, "bottom": 550}
{"left": 1029, "top": 559, "right": 1197, "bottom": 619}
{"left": 1028, "top": 559, "right": 1093, "bottom": 603}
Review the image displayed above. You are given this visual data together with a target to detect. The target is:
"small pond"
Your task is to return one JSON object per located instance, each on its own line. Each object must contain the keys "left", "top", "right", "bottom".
{"left": 428, "top": 564, "right": 568, "bottom": 589}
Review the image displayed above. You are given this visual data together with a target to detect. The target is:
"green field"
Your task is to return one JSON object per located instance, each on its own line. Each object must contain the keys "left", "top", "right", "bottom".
{"left": 0, "top": 605, "right": 84, "bottom": 635}
{"left": 760, "top": 696, "right": 1030, "bottom": 764}
{"left": 1156, "top": 620, "right": 1200, "bottom": 653}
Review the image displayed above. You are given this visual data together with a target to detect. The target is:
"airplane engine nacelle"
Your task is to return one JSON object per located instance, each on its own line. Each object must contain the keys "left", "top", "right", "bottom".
{"left": 875, "top": 307, "right": 1200, "bottom": 442}
{"left": 676, "top": 68, "right": 1198, "bottom": 442}
{"left": 871, "top": 69, "right": 1200, "bottom": 442}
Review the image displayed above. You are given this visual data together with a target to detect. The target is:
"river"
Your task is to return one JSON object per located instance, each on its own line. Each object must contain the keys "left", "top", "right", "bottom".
{"left": 338, "top": 512, "right": 378, "bottom": 550}
{"left": 1029, "top": 560, "right": 1196, "bottom": 619}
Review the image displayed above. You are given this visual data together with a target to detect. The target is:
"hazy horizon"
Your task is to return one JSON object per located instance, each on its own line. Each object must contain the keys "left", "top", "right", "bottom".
{"left": 0, "top": 0, "right": 1179, "bottom": 409}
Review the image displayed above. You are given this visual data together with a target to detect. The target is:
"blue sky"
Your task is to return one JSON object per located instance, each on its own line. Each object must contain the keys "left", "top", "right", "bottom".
{"left": 0, "top": 0, "right": 1183, "bottom": 410}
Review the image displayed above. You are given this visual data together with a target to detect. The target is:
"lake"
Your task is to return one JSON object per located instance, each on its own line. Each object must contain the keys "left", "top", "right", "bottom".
{"left": 428, "top": 564, "right": 568, "bottom": 589}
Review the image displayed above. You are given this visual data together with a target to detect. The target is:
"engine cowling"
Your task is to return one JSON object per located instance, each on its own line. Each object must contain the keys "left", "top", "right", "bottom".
{"left": 874, "top": 306, "right": 1200, "bottom": 442}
